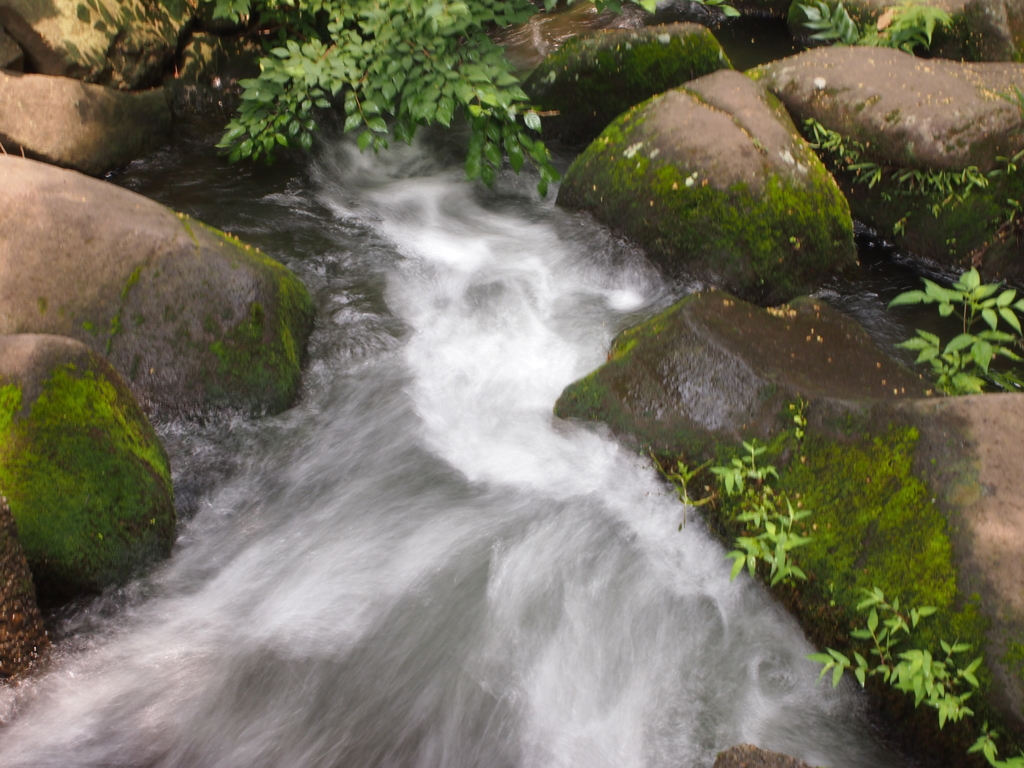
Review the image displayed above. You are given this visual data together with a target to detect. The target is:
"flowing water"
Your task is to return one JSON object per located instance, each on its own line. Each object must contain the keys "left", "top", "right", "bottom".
{"left": 0, "top": 128, "right": 917, "bottom": 768}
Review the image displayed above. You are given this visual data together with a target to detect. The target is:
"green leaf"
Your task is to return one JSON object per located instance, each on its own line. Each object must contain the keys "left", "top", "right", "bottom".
{"left": 367, "top": 116, "right": 388, "bottom": 133}
{"left": 357, "top": 130, "right": 374, "bottom": 151}
{"left": 344, "top": 113, "right": 363, "bottom": 132}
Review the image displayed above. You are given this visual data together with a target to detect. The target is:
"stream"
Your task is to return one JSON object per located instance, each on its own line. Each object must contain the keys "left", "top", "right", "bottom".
{"left": 0, "top": 125, "right": 925, "bottom": 767}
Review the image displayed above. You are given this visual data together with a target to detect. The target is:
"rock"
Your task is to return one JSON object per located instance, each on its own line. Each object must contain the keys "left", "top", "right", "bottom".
{"left": 0, "top": 492, "right": 48, "bottom": 678}
{"left": 908, "top": 393, "right": 1024, "bottom": 731}
{"left": 523, "top": 22, "right": 731, "bottom": 144}
{"left": 0, "top": 0, "right": 189, "bottom": 90}
{"left": 753, "top": 47, "right": 1024, "bottom": 279}
{"left": 713, "top": 744, "right": 813, "bottom": 768}
{"left": 492, "top": 0, "right": 650, "bottom": 74}
{"left": 0, "top": 156, "right": 316, "bottom": 417}
{"left": 788, "top": 0, "right": 1024, "bottom": 62}
{"left": 731, "top": 0, "right": 793, "bottom": 17}
{"left": 556, "top": 69, "right": 856, "bottom": 303}
{"left": 0, "top": 70, "right": 170, "bottom": 175}
{"left": 0, "top": 22, "right": 22, "bottom": 70}
{"left": 555, "top": 291, "right": 925, "bottom": 456}
{"left": 0, "top": 334, "right": 175, "bottom": 600}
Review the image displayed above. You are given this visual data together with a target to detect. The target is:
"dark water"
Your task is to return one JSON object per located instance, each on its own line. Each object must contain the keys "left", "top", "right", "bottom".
{"left": 0, "top": 123, "right": 933, "bottom": 767}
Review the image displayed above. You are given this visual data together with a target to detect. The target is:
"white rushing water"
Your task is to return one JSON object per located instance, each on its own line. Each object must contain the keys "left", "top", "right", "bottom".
{"left": 0, "top": 137, "right": 905, "bottom": 768}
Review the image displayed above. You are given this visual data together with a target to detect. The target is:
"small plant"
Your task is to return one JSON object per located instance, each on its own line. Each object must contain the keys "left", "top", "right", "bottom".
{"left": 794, "top": 0, "right": 952, "bottom": 54}
{"left": 710, "top": 439, "right": 778, "bottom": 495}
{"left": 652, "top": 454, "right": 714, "bottom": 529}
{"left": 810, "top": 587, "right": 982, "bottom": 728}
{"left": 971, "top": 724, "right": 1024, "bottom": 768}
{"left": 889, "top": 268, "right": 1024, "bottom": 394}
{"left": 727, "top": 491, "right": 812, "bottom": 585}
{"left": 789, "top": 398, "right": 808, "bottom": 440}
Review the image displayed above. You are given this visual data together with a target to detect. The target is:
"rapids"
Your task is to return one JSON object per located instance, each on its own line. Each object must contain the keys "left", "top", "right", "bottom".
{"left": 0, "top": 132, "right": 909, "bottom": 768}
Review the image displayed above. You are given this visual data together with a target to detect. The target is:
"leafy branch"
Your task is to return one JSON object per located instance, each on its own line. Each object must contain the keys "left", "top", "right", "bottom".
{"left": 794, "top": 0, "right": 952, "bottom": 54}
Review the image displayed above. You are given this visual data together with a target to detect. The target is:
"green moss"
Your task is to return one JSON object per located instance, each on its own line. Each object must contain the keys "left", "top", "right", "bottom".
{"left": 525, "top": 26, "right": 730, "bottom": 144}
{"left": 559, "top": 100, "right": 855, "bottom": 304}
{"left": 0, "top": 364, "right": 174, "bottom": 600}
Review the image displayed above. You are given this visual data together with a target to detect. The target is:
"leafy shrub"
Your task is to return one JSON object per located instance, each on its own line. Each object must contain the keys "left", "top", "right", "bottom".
{"left": 794, "top": 0, "right": 952, "bottom": 54}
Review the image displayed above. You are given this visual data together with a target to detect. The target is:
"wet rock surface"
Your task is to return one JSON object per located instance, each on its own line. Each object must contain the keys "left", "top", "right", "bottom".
{"left": 0, "top": 156, "right": 315, "bottom": 417}
{"left": 523, "top": 22, "right": 730, "bottom": 144}
{"left": 0, "top": 334, "right": 175, "bottom": 601}
{"left": 554, "top": 290, "right": 925, "bottom": 457}
{"left": 0, "top": 70, "right": 170, "bottom": 176}
{"left": 557, "top": 69, "right": 856, "bottom": 303}
{"left": 0, "top": 493, "right": 47, "bottom": 678}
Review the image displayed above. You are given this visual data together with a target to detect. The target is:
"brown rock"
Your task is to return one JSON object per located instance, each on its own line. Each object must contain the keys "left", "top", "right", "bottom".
{"left": 0, "top": 70, "right": 170, "bottom": 175}
{"left": 0, "top": 22, "right": 22, "bottom": 70}
{"left": 714, "top": 744, "right": 813, "bottom": 768}
{"left": 753, "top": 46, "right": 1024, "bottom": 173}
{"left": 0, "top": 492, "right": 48, "bottom": 678}
{"left": 908, "top": 393, "right": 1024, "bottom": 730}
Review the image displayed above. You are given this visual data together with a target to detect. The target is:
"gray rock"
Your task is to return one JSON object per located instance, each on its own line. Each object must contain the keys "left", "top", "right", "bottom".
{"left": 0, "top": 70, "right": 170, "bottom": 175}
{"left": 0, "top": 22, "right": 22, "bottom": 70}
{"left": 523, "top": 22, "right": 731, "bottom": 144}
{"left": 714, "top": 744, "right": 813, "bottom": 768}
{"left": 0, "top": 157, "right": 315, "bottom": 417}
{"left": 0, "top": 333, "right": 175, "bottom": 601}
{"left": 556, "top": 69, "right": 856, "bottom": 304}
{"left": 0, "top": 491, "right": 47, "bottom": 678}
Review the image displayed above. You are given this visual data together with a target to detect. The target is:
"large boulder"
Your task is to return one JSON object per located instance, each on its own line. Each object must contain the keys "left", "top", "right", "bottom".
{"left": 753, "top": 47, "right": 1024, "bottom": 280}
{"left": 910, "top": 393, "right": 1024, "bottom": 731}
{"left": 0, "top": 492, "right": 48, "bottom": 678}
{"left": 0, "top": 70, "right": 170, "bottom": 175}
{"left": 555, "top": 291, "right": 926, "bottom": 456}
{"left": 554, "top": 293, "right": 1005, "bottom": 755}
{"left": 557, "top": 69, "right": 856, "bottom": 304}
{"left": 0, "top": 0, "right": 189, "bottom": 90}
{"left": 522, "top": 22, "right": 731, "bottom": 144}
{"left": 0, "top": 157, "right": 315, "bottom": 417}
{"left": 713, "top": 745, "right": 812, "bottom": 768}
{"left": 0, "top": 334, "right": 175, "bottom": 600}
{"left": 788, "top": 0, "right": 1024, "bottom": 62}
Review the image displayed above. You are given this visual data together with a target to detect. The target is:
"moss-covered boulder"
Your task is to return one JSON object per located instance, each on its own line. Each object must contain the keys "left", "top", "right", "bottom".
{"left": 555, "top": 293, "right": 1013, "bottom": 757}
{"left": 0, "top": 0, "right": 190, "bottom": 90}
{"left": 556, "top": 69, "right": 856, "bottom": 303}
{"left": 0, "top": 156, "right": 315, "bottom": 416}
{"left": 0, "top": 71, "right": 170, "bottom": 176}
{"left": 555, "top": 290, "right": 925, "bottom": 456}
{"left": 787, "top": 0, "right": 1024, "bottom": 62}
{"left": 523, "top": 22, "right": 731, "bottom": 144}
{"left": 753, "top": 47, "right": 1024, "bottom": 280}
{"left": 0, "top": 492, "right": 48, "bottom": 677}
{"left": 0, "top": 334, "right": 175, "bottom": 600}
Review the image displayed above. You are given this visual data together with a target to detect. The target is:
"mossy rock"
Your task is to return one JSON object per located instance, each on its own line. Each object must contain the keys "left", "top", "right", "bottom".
{"left": 0, "top": 0, "right": 189, "bottom": 90}
{"left": 523, "top": 22, "right": 731, "bottom": 144}
{"left": 0, "top": 491, "right": 48, "bottom": 677}
{"left": 556, "top": 69, "right": 856, "bottom": 303}
{"left": 554, "top": 290, "right": 926, "bottom": 457}
{"left": 554, "top": 292, "right": 1012, "bottom": 759}
{"left": 0, "top": 334, "right": 175, "bottom": 601}
{"left": 176, "top": 31, "right": 259, "bottom": 87}
{"left": 753, "top": 47, "right": 1024, "bottom": 276}
{"left": 787, "top": 0, "right": 1024, "bottom": 62}
{"left": 0, "top": 156, "right": 315, "bottom": 417}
